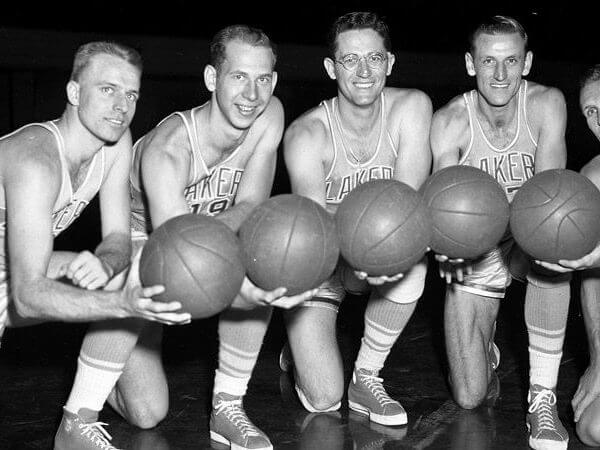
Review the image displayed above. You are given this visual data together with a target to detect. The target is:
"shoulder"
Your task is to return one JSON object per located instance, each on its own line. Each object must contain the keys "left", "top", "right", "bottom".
{"left": 581, "top": 155, "right": 600, "bottom": 189}
{"left": 284, "top": 103, "right": 330, "bottom": 151}
{"left": 253, "top": 95, "right": 285, "bottom": 134}
{"left": 138, "top": 112, "right": 190, "bottom": 161}
{"left": 385, "top": 87, "right": 432, "bottom": 116}
{"left": 432, "top": 94, "right": 469, "bottom": 133}
{"left": 525, "top": 81, "right": 566, "bottom": 111}
{"left": 0, "top": 125, "right": 61, "bottom": 188}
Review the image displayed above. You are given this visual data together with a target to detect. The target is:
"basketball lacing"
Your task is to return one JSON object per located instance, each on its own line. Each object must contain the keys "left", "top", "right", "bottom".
{"left": 528, "top": 388, "right": 558, "bottom": 431}
{"left": 357, "top": 370, "right": 398, "bottom": 407}
{"left": 78, "top": 421, "right": 118, "bottom": 449}
{"left": 214, "top": 398, "right": 261, "bottom": 438}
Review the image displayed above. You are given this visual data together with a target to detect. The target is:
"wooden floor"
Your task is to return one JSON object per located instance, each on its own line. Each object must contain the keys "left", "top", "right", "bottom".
{"left": 0, "top": 264, "right": 594, "bottom": 449}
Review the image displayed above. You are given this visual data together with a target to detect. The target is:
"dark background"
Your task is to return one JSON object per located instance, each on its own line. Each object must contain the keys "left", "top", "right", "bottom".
{"left": 0, "top": 1, "right": 598, "bottom": 247}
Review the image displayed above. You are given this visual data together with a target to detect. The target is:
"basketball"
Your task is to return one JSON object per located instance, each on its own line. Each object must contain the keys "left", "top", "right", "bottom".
{"left": 335, "top": 179, "right": 430, "bottom": 276}
{"left": 420, "top": 165, "right": 510, "bottom": 260}
{"left": 510, "top": 169, "right": 600, "bottom": 262}
{"left": 239, "top": 194, "right": 339, "bottom": 296}
{"left": 139, "top": 213, "right": 245, "bottom": 318}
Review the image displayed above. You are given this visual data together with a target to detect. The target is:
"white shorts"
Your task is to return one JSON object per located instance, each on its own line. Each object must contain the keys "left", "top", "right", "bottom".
{"left": 302, "top": 258, "right": 427, "bottom": 312}
{"left": 453, "top": 238, "right": 530, "bottom": 299}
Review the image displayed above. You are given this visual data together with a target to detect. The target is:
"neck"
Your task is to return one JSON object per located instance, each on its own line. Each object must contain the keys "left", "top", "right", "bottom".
{"left": 58, "top": 108, "right": 105, "bottom": 168}
{"left": 336, "top": 95, "right": 382, "bottom": 136}
{"left": 475, "top": 92, "right": 519, "bottom": 131}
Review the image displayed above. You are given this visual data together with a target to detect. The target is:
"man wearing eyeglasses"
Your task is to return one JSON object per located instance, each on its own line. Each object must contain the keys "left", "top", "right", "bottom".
{"left": 281, "top": 11, "right": 432, "bottom": 426}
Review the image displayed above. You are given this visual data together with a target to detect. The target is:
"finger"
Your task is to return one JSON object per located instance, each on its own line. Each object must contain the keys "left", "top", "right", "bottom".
{"left": 574, "top": 395, "right": 591, "bottom": 422}
{"left": 270, "top": 296, "right": 305, "bottom": 309}
{"left": 435, "top": 254, "right": 447, "bottom": 262}
{"left": 355, "top": 271, "right": 368, "bottom": 280}
{"left": 146, "top": 312, "right": 192, "bottom": 325}
{"left": 456, "top": 268, "right": 464, "bottom": 283}
{"left": 137, "top": 298, "right": 183, "bottom": 313}
{"left": 65, "top": 252, "right": 94, "bottom": 277}
{"left": 449, "top": 258, "right": 464, "bottom": 264}
{"left": 85, "top": 277, "right": 108, "bottom": 291}
{"left": 79, "top": 271, "right": 102, "bottom": 289}
{"left": 445, "top": 271, "right": 452, "bottom": 284}
{"left": 466, "top": 265, "right": 473, "bottom": 275}
{"left": 141, "top": 285, "right": 166, "bottom": 298}
{"left": 262, "top": 287, "right": 288, "bottom": 303}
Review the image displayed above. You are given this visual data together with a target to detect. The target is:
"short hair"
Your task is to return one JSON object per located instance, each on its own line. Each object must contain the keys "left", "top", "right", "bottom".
{"left": 327, "top": 11, "right": 392, "bottom": 57}
{"left": 580, "top": 64, "right": 600, "bottom": 91}
{"left": 70, "top": 41, "right": 143, "bottom": 82}
{"left": 209, "top": 25, "right": 277, "bottom": 72}
{"left": 469, "top": 15, "right": 528, "bottom": 54}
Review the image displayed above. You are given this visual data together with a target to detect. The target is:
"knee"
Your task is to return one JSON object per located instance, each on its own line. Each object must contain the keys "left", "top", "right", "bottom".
{"left": 296, "top": 380, "right": 343, "bottom": 412}
{"left": 451, "top": 379, "right": 487, "bottom": 410}
{"left": 116, "top": 392, "right": 169, "bottom": 429}
{"left": 126, "top": 401, "right": 169, "bottom": 429}
{"left": 577, "top": 414, "right": 600, "bottom": 447}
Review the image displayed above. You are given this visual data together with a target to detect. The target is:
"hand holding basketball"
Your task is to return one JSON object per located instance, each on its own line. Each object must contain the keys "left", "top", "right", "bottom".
{"left": 335, "top": 179, "right": 430, "bottom": 276}
{"left": 139, "top": 213, "right": 245, "bottom": 319}
{"left": 510, "top": 169, "right": 600, "bottom": 262}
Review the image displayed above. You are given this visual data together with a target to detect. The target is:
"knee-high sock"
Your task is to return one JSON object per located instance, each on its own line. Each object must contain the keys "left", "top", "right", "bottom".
{"left": 525, "top": 271, "right": 571, "bottom": 389}
{"left": 213, "top": 306, "right": 272, "bottom": 398}
{"left": 65, "top": 318, "right": 145, "bottom": 413}
{"left": 355, "top": 296, "right": 417, "bottom": 374}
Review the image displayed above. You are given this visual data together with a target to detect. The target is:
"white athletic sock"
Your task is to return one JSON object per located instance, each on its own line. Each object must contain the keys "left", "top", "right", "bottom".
{"left": 213, "top": 369, "right": 249, "bottom": 398}
{"left": 65, "top": 356, "right": 123, "bottom": 413}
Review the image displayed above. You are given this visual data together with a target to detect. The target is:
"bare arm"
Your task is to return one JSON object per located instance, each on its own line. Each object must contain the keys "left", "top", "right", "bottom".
{"left": 430, "top": 101, "right": 468, "bottom": 172}
{"left": 6, "top": 158, "right": 132, "bottom": 321}
{"left": 283, "top": 113, "right": 329, "bottom": 208}
{"left": 393, "top": 90, "right": 433, "bottom": 190}
{"left": 532, "top": 87, "right": 567, "bottom": 172}
{"left": 94, "top": 130, "right": 134, "bottom": 277}
{"left": 218, "top": 98, "right": 284, "bottom": 231}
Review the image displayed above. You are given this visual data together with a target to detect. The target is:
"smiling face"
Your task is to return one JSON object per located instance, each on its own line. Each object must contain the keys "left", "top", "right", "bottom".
{"left": 581, "top": 79, "right": 600, "bottom": 142}
{"left": 465, "top": 32, "right": 532, "bottom": 108}
{"left": 324, "top": 28, "right": 394, "bottom": 107}
{"left": 206, "top": 39, "right": 277, "bottom": 131}
{"left": 70, "top": 53, "right": 141, "bottom": 144}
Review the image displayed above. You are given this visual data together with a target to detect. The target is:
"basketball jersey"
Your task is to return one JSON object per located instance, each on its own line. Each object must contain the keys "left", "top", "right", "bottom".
{"left": 321, "top": 93, "right": 398, "bottom": 215}
{"left": 130, "top": 105, "right": 252, "bottom": 234}
{"left": 460, "top": 81, "right": 537, "bottom": 201}
{"left": 0, "top": 121, "right": 105, "bottom": 339}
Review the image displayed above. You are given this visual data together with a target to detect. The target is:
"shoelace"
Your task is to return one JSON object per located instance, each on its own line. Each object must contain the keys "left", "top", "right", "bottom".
{"left": 358, "top": 372, "right": 397, "bottom": 407}
{"left": 78, "top": 421, "right": 118, "bottom": 449}
{"left": 528, "top": 389, "right": 559, "bottom": 431}
{"left": 215, "top": 399, "right": 260, "bottom": 438}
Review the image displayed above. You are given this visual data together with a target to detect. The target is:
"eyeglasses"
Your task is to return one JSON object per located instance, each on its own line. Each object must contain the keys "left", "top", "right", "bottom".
{"left": 335, "top": 52, "right": 388, "bottom": 71}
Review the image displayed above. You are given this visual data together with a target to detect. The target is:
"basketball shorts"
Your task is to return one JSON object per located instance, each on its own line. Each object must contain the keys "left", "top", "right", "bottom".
{"left": 453, "top": 238, "right": 530, "bottom": 299}
{"left": 302, "top": 258, "right": 427, "bottom": 312}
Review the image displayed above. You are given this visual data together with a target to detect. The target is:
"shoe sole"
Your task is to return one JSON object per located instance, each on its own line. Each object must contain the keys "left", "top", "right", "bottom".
{"left": 210, "top": 431, "right": 273, "bottom": 450}
{"left": 525, "top": 423, "right": 569, "bottom": 450}
{"left": 348, "top": 400, "right": 407, "bottom": 426}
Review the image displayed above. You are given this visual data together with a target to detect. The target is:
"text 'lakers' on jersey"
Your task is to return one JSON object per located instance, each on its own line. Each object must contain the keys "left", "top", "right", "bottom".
{"left": 129, "top": 105, "right": 250, "bottom": 235}
{"left": 321, "top": 93, "right": 397, "bottom": 215}
{"left": 460, "top": 81, "right": 537, "bottom": 201}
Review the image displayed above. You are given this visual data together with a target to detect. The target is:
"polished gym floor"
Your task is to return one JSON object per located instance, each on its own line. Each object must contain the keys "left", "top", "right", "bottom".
{"left": 0, "top": 261, "right": 593, "bottom": 449}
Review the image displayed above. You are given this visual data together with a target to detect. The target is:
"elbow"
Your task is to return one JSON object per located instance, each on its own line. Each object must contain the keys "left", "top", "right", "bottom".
{"left": 11, "top": 282, "right": 39, "bottom": 320}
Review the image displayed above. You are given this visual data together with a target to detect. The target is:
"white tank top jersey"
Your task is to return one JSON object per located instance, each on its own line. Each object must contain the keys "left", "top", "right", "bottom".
{"left": 129, "top": 104, "right": 254, "bottom": 235}
{"left": 321, "top": 93, "right": 398, "bottom": 215}
{"left": 459, "top": 80, "right": 538, "bottom": 202}
{"left": 0, "top": 121, "right": 106, "bottom": 339}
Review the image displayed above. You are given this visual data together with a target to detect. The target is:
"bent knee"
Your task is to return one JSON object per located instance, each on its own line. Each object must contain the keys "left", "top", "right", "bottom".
{"left": 451, "top": 382, "right": 487, "bottom": 410}
{"left": 298, "top": 384, "right": 343, "bottom": 412}
{"left": 577, "top": 416, "right": 600, "bottom": 447}
{"left": 126, "top": 403, "right": 168, "bottom": 429}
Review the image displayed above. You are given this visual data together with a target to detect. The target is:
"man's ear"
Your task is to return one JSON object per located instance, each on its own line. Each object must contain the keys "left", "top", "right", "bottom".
{"left": 522, "top": 51, "right": 533, "bottom": 76}
{"left": 324, "top": 57, "right": 337, "bottom": 80}
{"left": 465, "top": 52, "right": 476, "bottom": 77}
{"left": 66, "top": 80, "right": 80, "bottom": 106}
{"left": 204, "top": 64, "right": 217, "bottom": 92}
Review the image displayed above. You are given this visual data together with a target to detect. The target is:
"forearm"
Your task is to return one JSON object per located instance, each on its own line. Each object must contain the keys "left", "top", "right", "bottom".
{"left": 582, "top": 270, "right": 600, "bottom": 365}
{"left": 12, "top": 276, "right": 128, "bottom": 322}
{"left": 215, "top": 201, "right": 256, "bottom": 232}
{"left": 94, "top": 232, "right": 132, "bottom": 277}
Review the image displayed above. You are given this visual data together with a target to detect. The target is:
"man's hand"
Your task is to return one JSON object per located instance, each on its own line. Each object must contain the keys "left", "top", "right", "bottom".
{"left": 354, "top": 270, "right": 403, "bottom": 286}
{"left": 122, "top": 249, "right": 191, "bottom": 325}
{"left": 235, "top": 276, "right": 318, "bottom": 310}
{"left": 573, "top": 363, "right": 600, "bottom": 422}
{"left": 59, "top": 250, "right": 113, "bottom": 290}
{"left": 435, "top": 254, "right": 473, "bottom": 284}
{"left": 536, "top": 243, "right": 600, "bottom": 273}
